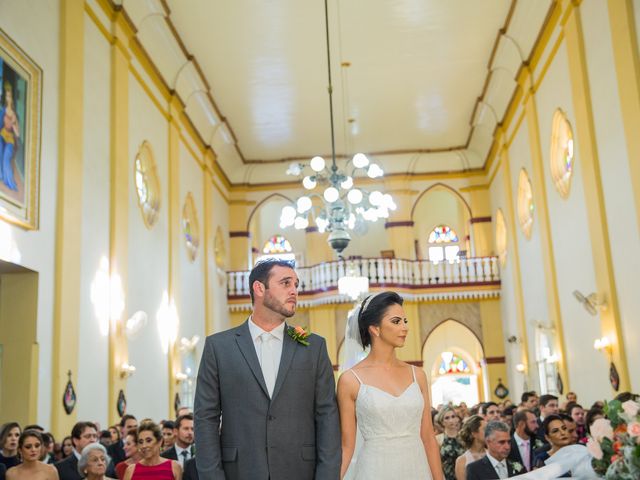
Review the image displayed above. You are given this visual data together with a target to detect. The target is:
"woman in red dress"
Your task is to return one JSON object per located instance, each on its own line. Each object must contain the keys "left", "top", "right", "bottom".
{"left": 122, "top": 422, "right": 181, "bottom": 480}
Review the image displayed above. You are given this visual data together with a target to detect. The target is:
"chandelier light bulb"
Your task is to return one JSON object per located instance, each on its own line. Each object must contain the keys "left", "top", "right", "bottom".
{"left": 347, "top": 189, "right": 363, "bottom": 204}
{"left": 367, "top": 163, "right": 383, "bottom": 178}
{"left": 302, "top": 175, "right": 317, "bottom": 190}
{"left": 340, "top": 176, "right": 353, "bottom": 190}
{"left": 280, "top": 206, "right": 296, "bottom": 227}
{"left": 369, "top": 191, "right": 384, "bottom": 206}
{"left": 286, "top": 162, "right": 302, "bottom": 176}
{"left": 352, "top": 153, "right": 369, "bottom": 169}
{"left": 310, "top": 156, "right": 326, "bottom": 172}
{"left": 294, "top": 216, "right": 309, "bottom": 230}
{"left": 324, "top": 186, "right": 339, "bottom": 203}
{"left": 383, "top": 193, "right": 397, "bottom": 210}
{"left": 296, "top": 196, "right": 312, "bottom": 213}
{"left": 316, "top": 216, "right": 329, "bottom": 233}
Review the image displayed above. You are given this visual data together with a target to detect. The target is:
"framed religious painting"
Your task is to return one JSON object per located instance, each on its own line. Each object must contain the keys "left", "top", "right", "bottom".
{"left": 0, "top": 28, "right": 42, "bottom": 229}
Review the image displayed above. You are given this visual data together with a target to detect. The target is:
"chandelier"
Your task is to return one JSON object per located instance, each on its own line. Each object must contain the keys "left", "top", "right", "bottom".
{"left": 338, "top": 261, "right": 369, "bottom": 300}
{"left": 279, "top": 0, "right": 395, "bottom": 256}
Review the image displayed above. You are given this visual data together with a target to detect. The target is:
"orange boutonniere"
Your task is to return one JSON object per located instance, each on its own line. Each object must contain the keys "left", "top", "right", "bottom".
{"left": 287, "top": 325, "right": 311, "bottom": 346}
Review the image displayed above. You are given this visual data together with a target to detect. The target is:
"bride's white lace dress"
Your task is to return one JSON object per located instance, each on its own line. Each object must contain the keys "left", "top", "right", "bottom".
{"left": 349, "top": 366, "right": 433, "bottom": 480}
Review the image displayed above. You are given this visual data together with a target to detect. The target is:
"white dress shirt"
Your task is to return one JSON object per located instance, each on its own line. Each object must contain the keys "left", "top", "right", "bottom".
{"left": 175, "top": 444, "right": 192, "bottom": 467}
{"left": 248, "top": 317, "right": 285, "bottom": 396}
{"left": 486, "top": 452, "right": 509, "bottom": 479}
{"left": 514, "top": 432, "right": 531, "bottom": 470}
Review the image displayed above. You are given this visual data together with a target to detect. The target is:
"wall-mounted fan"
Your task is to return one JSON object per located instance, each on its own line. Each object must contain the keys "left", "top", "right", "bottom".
{"left": 572, "top": 290, "right": 605, "bottom": 316}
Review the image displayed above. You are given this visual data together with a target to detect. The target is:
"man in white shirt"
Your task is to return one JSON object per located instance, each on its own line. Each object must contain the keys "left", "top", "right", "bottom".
{"left": 508, "top": 409, "right": 539, "bottom": 471}
{"left": 466, "top": 421, "right": 520, "bottom": 479}
{"left": 161, "top": 413, "right": 194, "bottom": 468}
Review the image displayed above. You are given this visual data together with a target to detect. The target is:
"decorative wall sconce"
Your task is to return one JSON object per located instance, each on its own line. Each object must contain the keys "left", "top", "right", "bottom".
{"left": 546, "top": 353, "right": 560, "bottom": 364}
{"left": 119, "top": 362, "right": 136, "bottom": 379}
{"left": 179, "top": 335, "right": 200, "bottom": 353}
{"left": 594, "top": 336, "right": 612, "bottom": 355}
{"left": 507, "top": 336, "right": 521, "bottom": 344}
{"left": 175, "top": 371, "right": 188, "bottom": 384}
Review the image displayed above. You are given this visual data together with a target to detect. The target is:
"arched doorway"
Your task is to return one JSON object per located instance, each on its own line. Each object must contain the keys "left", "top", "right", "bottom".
{"left": 423, "top": 319, "right": 485, "bottom": 406}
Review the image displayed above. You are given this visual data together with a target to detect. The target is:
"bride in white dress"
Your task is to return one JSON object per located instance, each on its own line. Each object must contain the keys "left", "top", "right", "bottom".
{"left": 337, "top": 291, "right": 444, "bottom": 480}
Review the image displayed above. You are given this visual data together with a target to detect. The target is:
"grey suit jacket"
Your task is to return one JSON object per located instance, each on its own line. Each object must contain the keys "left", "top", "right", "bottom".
{"left": 194, "top": 320, "right": 341, "bottom": 480}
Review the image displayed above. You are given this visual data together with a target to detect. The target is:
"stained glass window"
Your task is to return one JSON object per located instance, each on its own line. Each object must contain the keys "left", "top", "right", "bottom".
{"left": 428, "top": 225, "right": 459, "bottom": 244}
{"left": 438, "top": 353, "right": 471, "bottom": 375}
{"left": 182, "top": 193, "right": 200, "bottom": 261}
{"left": 262, "top": 235, "right": 293, "bottom": 254}
{"left": 134, "top": 141, "right": 161, "bottom": 228}
{"left": 550, "top": 109, "right": 574, "bottom": 198}
{"left": 517, "top": 169, "right": 534, "bottom": 238}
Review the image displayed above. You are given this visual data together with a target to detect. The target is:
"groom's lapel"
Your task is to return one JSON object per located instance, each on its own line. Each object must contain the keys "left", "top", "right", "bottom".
{"left": 271, "top": 325, "right": 296, "bottom": 402}
{"left": 234, "top": 321, "right": 269, "bottom": 398}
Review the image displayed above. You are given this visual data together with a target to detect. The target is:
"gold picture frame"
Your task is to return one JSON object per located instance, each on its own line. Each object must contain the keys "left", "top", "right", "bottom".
{"left": 0, "top": 28, "right": 42, "bottom": 229}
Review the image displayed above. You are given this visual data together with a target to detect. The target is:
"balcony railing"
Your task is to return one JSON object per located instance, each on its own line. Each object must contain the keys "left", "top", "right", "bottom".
{"left": 227, "top": 256, "right": 500, "bottom": 299}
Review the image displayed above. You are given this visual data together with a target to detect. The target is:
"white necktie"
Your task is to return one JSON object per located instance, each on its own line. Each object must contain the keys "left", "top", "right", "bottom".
{"left": 496, "top": 461, "right": 508, "bottom": 479}
{"left": 260, "top": 333, "right": 276, "bottom": 397}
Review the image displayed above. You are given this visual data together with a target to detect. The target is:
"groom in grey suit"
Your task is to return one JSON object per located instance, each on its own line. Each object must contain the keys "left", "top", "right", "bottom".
{"left": 194, "top": 259, "right": 341, "bottom": 479}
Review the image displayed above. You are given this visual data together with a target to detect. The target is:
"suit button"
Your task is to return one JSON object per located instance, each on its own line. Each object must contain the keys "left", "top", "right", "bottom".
{"left": 268, "top": 415, "right": 275, "bottom": 421}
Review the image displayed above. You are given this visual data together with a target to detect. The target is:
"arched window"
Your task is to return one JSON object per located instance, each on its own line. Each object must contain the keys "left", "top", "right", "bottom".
{"left": 262, "top": 234, "right": 292, "bottom": 254}
{"left": 256, "top": 234, "right": 296, "bottom": 263}
{"left": 438, "top": 351, "right": 471, "bottom": 375}
{"left": 550, "top": 109, "right": 574, "bottom": 198}
{"left": 427, "top": 225, "right": 459, "bottom": 263}
{"left": 517, "top": 169, "right": 534, "bottom": 238}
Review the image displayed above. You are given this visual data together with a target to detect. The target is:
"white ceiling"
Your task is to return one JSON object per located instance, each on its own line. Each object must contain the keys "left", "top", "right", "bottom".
{"left": 122, "top": 0, "right": 553, "bottom": 184}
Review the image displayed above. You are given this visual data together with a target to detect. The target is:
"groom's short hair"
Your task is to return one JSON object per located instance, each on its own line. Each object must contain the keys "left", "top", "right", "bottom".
{"left": 249, "top": 258, "right": 296, "bottom": 304}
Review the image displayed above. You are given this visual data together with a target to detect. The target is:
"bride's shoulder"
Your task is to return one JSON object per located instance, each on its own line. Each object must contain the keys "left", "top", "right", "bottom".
{"left": 337, "top": 369, "right": 361, "bottom": 394}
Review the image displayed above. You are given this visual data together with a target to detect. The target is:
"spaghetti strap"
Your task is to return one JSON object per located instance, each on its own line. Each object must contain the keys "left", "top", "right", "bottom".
{"left": 411, "top": 365, "right": 417, "bottom": 382}
{"left": 350, "top": 369, "right": 363, "bottom": 384}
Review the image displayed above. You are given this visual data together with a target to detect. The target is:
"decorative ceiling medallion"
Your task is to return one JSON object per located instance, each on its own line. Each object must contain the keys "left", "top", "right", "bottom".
{"left": 134, "top": 141, "right": 161, "bottom": 228}
{"left": 495, "top": 208, "right": 507, "bottom": 267}
{"left": 517, "top": 168, "right": 534, "bottom": 239}
{"left": 214, "top": 226, "right": 226, "bottom": 269}
{"left": 549, "top": 109, "right": 574, "bottom": 198}
{"left": 182, "top": 192, "right": 200, "bottom": 262}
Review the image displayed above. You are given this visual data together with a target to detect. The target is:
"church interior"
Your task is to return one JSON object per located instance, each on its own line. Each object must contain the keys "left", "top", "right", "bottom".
{"left": 0, "top": 0, "right": 639, "bottom": 444}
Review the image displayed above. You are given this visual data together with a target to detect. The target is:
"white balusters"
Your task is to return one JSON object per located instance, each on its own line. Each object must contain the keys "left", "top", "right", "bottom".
{"left": 227, "top": 255, "right": 501, "bottom": 298}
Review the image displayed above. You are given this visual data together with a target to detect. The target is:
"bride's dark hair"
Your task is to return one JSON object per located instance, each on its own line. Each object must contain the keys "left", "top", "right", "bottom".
{"left": 358, "top": 291, "right": 403, "bottom": 348}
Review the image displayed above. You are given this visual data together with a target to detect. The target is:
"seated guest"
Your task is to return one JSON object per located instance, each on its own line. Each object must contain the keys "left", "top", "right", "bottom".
{"left": 107, "top": 428, "right": 120, "bottom": 447}
{"left": 454, "top": 415, "right": 486, "bottom": 480}
{"left": 435, "top": 407, "right": 464, "bottom": 480}
{"left": 567, "top": 403, "right": 586, "bottom": 442}
{"left": 500, "top": 405, "right": 517, "bottom": 430}
{"left": 77, "top": 442, "right": 114, "bottom": 480}
{"left": 114, "top": 432, "right": 138, "bottom": 480}
{"left": 41, "top": 432, "right": 56, "bottom": 464}
{"left": 161, "top": 414, "right": 194, "bottom": 469}
{"left": 533, "top": 414, "right": 572, "bottom": 477}
{"left": 535, "top": 394, "right": 559, "bottom": 442}
{"left": 175, "top": 407, "right": 191, "bottom": 419}
{"left": 0, "top": 423, "right": 21, "bottom": 470}
{"left": 479, "top": 402, "right": 501, "bottom": 423}
{"left": 99, "top": 431, "right": 113, "bottom": 449}
{"left": 61, "top": 437, "right": 74, "bottom": 460}
{"left": 520, "top": 391, "right": 539, "bottom": 412}
{"left": 508, "top": 409, "right": 539, "bottom": 472}
{"left": 55, "top": 422, "right": 98, "bottom": 480}
{"left": 161, "top": 422, "right": 175, "bottom": 451}
{"left": 560, "top": 414, "right": 578, "bottom": 445}
{"left": 560, "top": 392, "right": 577, "bottom": 412}
{"left": 122, "top": 422, "right": 181, "bottom": 480}
{"left": 6, "top": 430, "right": 58, "bottom": 480}
{"left": 107, "top": 416, "right": 137, "bottom": 466}
{"left": 586, "top": 407, "right": 605, "bottom": 436}
{"left": 466, "top": 421, "right": 523, "bottom": 479}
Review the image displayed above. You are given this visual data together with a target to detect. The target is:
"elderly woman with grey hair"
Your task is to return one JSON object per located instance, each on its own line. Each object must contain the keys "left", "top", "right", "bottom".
{"left": 77, "top": 442, "right": 115, "bottom": 480}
